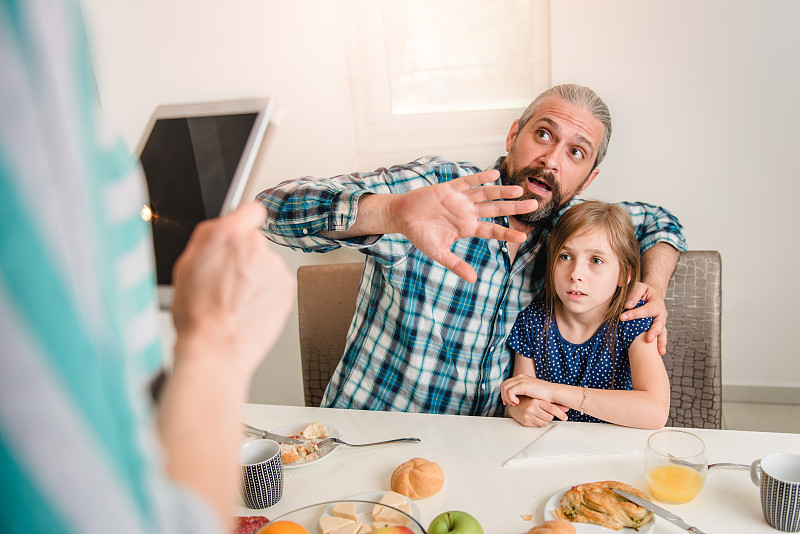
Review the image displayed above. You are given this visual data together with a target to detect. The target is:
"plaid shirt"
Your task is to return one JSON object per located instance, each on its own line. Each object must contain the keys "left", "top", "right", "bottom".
{"left": 258, "top": 156, "right": 687, "bottom": 416}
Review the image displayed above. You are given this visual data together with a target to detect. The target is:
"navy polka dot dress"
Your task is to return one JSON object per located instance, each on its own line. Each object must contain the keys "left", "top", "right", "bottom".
{"left": 506, "top": 300, "right": 653, "bottom": 423}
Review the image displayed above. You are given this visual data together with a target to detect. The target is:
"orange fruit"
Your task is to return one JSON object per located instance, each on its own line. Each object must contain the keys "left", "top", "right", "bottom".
{"left": 257, "top": 520, "right": 310, "bottom": 534}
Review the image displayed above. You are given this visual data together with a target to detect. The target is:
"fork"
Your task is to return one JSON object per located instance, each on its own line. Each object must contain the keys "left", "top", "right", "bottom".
{"left": 669, "top": 457, "right": 750, "bottom": 470}
{"left": 317, "top": 436, "right": 420, "bottom": 452}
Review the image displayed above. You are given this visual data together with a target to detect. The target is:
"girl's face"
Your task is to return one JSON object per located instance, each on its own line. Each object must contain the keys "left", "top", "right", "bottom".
{"left": 553, "top": 228, "right": 624, "bottom": 320}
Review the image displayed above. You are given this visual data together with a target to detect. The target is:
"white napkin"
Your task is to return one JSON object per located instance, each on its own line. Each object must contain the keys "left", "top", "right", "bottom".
{"left": 503, "top": 423, "right": 639, "bottom": 467}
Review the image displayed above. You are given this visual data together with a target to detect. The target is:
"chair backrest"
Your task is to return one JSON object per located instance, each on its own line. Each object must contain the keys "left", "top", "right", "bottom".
{"left": 662, "top": 250, "right": 722, "bottom": 428}
{"left": 296, "top": 252, "right": 723, "bottom": 426}
{"left": 297, "top": 262, "right": 362, "bottom": 407}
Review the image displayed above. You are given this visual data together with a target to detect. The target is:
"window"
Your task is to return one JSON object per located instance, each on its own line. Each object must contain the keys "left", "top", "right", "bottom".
{"left": 344, "top": 0, "right": 551, "bottom": 156}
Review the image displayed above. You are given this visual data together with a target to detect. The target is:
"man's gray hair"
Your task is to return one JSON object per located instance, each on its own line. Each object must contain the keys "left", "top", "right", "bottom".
{"left": 517, "top": 84, "right": 612, "bottom": 169}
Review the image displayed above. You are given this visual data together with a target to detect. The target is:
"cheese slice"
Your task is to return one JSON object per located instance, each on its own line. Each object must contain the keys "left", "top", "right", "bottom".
{"left": 372, "top": 490, "right": 411, "bottom": 525}
{"left": 331, "top": 502, "right": 359, "bottom": 521}
{"left": 373, "top": 491, "right": 410, "bottom": 514}
{"left": 330, "top": 521, "right": 363, "bottom": 534}
{"left": 319, "top": 516, "right": 355, "bottom": 534}
{"left": 373, "top": 507, "right": 408, "bottom": 525}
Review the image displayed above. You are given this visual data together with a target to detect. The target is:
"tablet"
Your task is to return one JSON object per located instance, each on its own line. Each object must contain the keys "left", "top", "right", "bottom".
{"left": 135, "top": 98, "right": 274, "bottom": 309}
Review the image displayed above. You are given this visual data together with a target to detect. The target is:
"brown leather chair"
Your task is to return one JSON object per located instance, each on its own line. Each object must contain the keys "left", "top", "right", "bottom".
{"left": 296, "top": 252, "right": 723, "bottom": 427}
{"left": 297, "top": 263, "right": 362, "bottom": 407}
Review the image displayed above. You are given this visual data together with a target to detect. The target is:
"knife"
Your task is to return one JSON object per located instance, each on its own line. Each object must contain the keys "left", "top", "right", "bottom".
{"left": 612, "top": 489, "right": 707, "bottom": 534}
{"left": 242, "top": 423, "right": 305, "bottom": 445}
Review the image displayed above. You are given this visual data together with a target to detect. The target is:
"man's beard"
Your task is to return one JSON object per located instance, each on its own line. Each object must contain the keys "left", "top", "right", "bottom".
{"left": 499, "top": 159, "right": 567, "bottom": 225}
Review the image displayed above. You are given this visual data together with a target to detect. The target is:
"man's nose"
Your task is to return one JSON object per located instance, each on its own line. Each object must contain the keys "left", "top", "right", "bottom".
{"left": 537, "top": 147, "right": 559, "bottom": 171}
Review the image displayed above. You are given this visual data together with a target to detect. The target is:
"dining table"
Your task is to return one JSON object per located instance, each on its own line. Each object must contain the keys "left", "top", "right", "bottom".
{"left": 237, "top": 403, "right": 800, "bottom": 533}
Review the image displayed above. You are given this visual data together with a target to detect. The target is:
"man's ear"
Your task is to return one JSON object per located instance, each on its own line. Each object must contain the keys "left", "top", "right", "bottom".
{"left": 505, "top": 120, "right": 520, "bottom": 153}
{"left": 579, "top": 168, "right": 600, "bottom": 194}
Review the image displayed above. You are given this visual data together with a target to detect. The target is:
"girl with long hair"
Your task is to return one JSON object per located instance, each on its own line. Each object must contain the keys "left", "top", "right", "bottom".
{"left": 501, "top": 201, "right": 670, "bottom": 429}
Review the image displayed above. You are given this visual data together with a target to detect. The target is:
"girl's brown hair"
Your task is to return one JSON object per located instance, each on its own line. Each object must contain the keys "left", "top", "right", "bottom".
{"left": 543, "top": 201, "right": 641, "bottom": 383}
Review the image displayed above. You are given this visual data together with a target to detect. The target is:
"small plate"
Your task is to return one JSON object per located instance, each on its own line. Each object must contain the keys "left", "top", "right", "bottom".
{"left": 322, "top": 491, "right": 421, "bottom": 523}
{"left": 271, "top": 422, "right": 341, "bottom": 469}
{"left": 544, "top": 487, "right": 655, "bottom": 534}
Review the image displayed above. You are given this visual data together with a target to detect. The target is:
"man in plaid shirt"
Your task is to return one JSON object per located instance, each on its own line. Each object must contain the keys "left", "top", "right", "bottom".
{"left": 258, "top": 84, "right": 686, "bottom": 417}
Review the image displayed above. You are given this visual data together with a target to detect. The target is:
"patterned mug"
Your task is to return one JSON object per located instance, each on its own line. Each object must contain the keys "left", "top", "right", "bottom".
{"left": 240, "top": 439, "right": 284, "bottom": 509}
{"left": 751, "top": 453, "right": 800, "bottom": 532}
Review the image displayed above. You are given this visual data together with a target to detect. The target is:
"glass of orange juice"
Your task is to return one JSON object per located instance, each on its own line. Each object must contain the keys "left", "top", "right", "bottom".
{"left": 644, "top": 429, "right": 708, "bottom": 503}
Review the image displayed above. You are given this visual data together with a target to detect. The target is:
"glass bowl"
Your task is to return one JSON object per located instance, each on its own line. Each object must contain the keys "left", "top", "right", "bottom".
{"left": 264, "top": 499, "right": 426, "bottom": 533}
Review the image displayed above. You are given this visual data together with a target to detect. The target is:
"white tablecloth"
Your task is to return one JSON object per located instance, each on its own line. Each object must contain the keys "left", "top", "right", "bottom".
{"left": 237, "top": 404, "right": 799, "bottom": 533}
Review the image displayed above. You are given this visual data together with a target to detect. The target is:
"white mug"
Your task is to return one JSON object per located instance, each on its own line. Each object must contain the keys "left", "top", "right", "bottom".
{"left": 240, "top": 439, "right": 284, "bottom": 509}
{"left": 751, "top": 453, "right": 800, "bottom": 532}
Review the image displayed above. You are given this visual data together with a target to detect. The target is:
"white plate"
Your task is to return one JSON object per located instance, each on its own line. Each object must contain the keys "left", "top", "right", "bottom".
{"left": 544, "top": 487, "right": 655, "bottom": 534}
{"left": 323, "top": 491, "right": 422, "bottom": 524}
{"left": 271, "top": 422, "right": 341, "bottom": 469}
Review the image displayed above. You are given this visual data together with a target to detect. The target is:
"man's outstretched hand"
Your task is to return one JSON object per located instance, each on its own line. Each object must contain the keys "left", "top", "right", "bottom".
{"left": 354, "top": 169, "right": 538, "bottom": 282}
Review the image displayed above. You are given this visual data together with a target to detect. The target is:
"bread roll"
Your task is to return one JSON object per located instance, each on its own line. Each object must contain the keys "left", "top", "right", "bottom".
{"left": 279, "top": 443, "right": 300, "bottom": 464}
{"left": 301, "top": 420, "right": 328, "bottom": 439}
{"left": 524, "top": 520, "right": 576, "bottom": 534}
{"left": 390, "top": 458, "right": 444, "bottom": 499}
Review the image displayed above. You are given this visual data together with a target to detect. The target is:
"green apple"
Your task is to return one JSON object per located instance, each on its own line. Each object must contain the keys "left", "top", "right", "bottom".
{"left": 427, "top": 511, "right": 484, "bottom": 534}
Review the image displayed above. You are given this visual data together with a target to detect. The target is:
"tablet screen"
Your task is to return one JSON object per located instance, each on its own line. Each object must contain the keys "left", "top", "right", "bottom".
{"left": 136, "top": 98, "right": 274, "bottom": 308}
{"left": 140, "top": 113, "right": 257, "bottom": 285}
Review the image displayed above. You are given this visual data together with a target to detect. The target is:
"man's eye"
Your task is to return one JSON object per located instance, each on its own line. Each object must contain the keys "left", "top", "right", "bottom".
{"left": 536, "top": 129, "right": 551, "bottom": 141}
{"left": 570, "top": 147, "right": 585, "bottom": 160}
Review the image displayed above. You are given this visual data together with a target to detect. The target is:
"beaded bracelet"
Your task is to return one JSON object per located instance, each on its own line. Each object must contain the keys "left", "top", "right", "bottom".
{"left": 580, "top": 385, "right": 588, "bottom": 416}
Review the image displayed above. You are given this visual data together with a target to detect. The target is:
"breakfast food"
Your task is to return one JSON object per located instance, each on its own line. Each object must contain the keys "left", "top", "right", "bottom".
{"left": 279, "top": 421, "right": 329, "bottom": 465}
{"left": 427, "top": 511, "right": 483, "bottom": 534}
{"left": 319, "top": 492, "right": 413, "bottom": 534}
{"left": 279, "top": 441, "right": 319, "bottom": 464}
{"left": 373, "top": 491, "right": 411, "bottom": 525}
{"left": 257, "top": 520, "right": 310, "bottom": 534}
{"left": 524, "top": 520, "right": 576, "bottom": 534}
{"left": 319, "top": 515, "right": 362, "bottom": 534}
{"left": 390, "top": 458, "right": 444, "bottom": 499}
{"left": 555, "top": 480, "right": 654, "bottom": 530}
{"left": 233, "top": 516, "right": 270, "bottom": 534}
{"left": 302, "top": 420, "right": 328, "bottom": 439}
{"left": 331, "top": 502, "right": 359, "bottom": 521}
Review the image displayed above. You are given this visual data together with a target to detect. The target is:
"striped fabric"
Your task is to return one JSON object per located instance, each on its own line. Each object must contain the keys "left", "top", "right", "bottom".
{"left": 257, "top": 155, "right": 687, "bottom": 416}
{"left": 0, "top": 1, "right": 217, "bottom": 533}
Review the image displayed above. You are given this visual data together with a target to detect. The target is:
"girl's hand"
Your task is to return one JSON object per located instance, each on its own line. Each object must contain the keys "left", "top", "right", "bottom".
{"left": 502, "top": 375, "right": 568, "bottom": 427}
{"left": 501, "top": 375, "right": 552, "bottom": 406}
{"left": 506, "top": 397, "right": 569, "bottom": 427}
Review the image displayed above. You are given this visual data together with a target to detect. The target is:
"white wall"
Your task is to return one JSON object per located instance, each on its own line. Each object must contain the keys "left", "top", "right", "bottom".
{"left": 81, "top": 0, "right": 800, "bottom": 407}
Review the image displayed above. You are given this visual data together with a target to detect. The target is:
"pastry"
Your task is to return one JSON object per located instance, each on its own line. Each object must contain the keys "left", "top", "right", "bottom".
{"left": 555, "top": 480, "right": 654, "bottom": 530}
{"left": 390, "top": 458, "right": 444, "bottom": 499}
